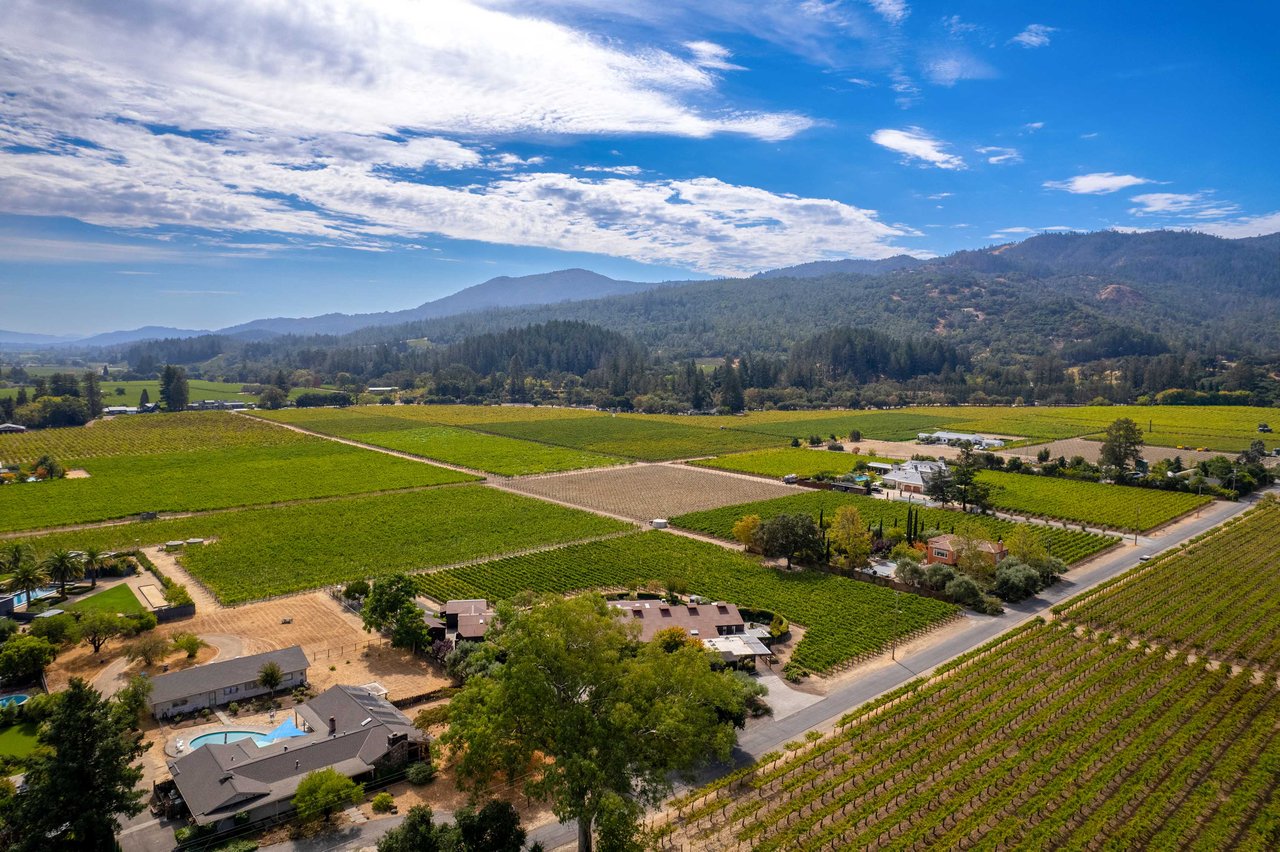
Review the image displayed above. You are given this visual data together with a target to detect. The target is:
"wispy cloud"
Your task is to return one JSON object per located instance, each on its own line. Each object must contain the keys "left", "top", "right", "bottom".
{"left": 1023, "top": 121, "right": 1045, "bottom": 132}
{"left": 867, "top": 0, "right": 909, "bottom": 25}
{"left": 1044, "top": 172, "right": 1152, "bottom": 194}
{"left": 1011, "top": 24, "right": 1056, "bottom": 48}
{"left": 1128, "top": 192, "right": 1240, "bottom": 219}
{"left": 1193, "top": 211, "right": 1280, "bottom": 239}
{"left": 976, "top": 146, "right": 1021, "bottom": 164}
{"left": 684, "top": 40, "right": 745, "bottom": 71}
{"left": 871, "top": 127, "right": 965, "bottom": 169}
{"left": 922, "top": 52, "right": 996, "bottom": 86}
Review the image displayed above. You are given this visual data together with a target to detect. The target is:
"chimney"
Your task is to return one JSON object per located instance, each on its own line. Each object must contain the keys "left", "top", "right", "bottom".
{"left": 328, "top": 716, "right": 336, "bottom": 736}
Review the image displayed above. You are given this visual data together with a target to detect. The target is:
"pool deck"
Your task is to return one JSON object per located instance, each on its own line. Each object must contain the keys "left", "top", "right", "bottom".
{"left": 163, "top": 722, "right": 273, "bottom": 758}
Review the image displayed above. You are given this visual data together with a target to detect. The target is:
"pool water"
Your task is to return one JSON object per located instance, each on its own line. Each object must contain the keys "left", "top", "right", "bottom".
{"left": 188, "top": 730, "right": 275, "bottom": 750}
{"left": 6, "top": 588, "right": 57, "bottom": 608}
{"left": 0, "top": 695, "right": 28, "bottom": 708}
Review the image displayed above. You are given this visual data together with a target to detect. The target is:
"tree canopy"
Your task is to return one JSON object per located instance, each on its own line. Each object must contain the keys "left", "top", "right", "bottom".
{"left": 441, "top": 595, "right": 756, "bottom": 852}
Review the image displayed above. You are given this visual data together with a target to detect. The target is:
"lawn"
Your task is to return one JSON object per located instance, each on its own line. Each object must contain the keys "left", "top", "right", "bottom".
{"left": 977, "top": 470, "right": 1212, "bottom": 531}
{"left": 416, "top": 532, "right": 959, "bottom": 674}
{"left": 64, "top": 583, "right": 146, "bottom": 616}
{"left": 691, "top": 447, "right": 899, "bottom": 479}
{"left": 8, "top": 486, "right": 632, "bottom": 604}
{"left": 0, "top": 435, "right": 477, "bottom": 533}
{"left": 672, "top": 491, "right": 1118, "bottom": 566}
{"left": 252, "top": 407, "right": 627, "bottom": 475}
{"left": 0, "top": 723, "right": 39, "bottom": 758}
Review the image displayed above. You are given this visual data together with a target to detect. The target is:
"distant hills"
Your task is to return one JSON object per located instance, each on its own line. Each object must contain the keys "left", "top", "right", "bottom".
{"left": 5, "top": 230, "right": 1279, "bottom": 358}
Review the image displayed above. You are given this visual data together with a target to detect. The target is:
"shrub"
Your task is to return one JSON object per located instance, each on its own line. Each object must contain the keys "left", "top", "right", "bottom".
{"left": 163, "top": 584, "right": 194, "bottom": 608}
{"left": 212, "top": 841, "right": 258, "bottom": 852}
{"left": 406, "top": 760, "right": 436, "bottom": 785}
{"left": 768, "top": 613, "right": 790, "bottom": 640}
{"left": 826, "top": 442, "right": 845, "bottom": 452}
{"left": 370, "top": 792, "right": 395, "bottom": 813}
{"left": 343, "top": 580, "right": 370, "bottom": 599}
{"left": 227, "top": 701, "right": 240, "bottom": 716}
{"left": 171, "top": 632, "right": 204, "bottom": 659}
{"left": 413, "top": 705, "right": 450, "bottom": 730}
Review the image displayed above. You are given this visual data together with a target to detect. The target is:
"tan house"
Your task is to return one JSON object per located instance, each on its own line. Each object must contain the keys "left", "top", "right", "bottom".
{"left": 925, "top": 534, "right": 1008, "bottom": 567}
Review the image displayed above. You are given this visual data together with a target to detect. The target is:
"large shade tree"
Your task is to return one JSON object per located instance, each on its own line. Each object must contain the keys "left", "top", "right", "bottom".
{"left": 442, "top": 595, "right": 755, "bottom": 852}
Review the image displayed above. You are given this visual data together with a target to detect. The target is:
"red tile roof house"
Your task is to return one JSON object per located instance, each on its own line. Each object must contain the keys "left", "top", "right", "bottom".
{"left": 925, "top": 534, "right": 1008, "bottom": 567}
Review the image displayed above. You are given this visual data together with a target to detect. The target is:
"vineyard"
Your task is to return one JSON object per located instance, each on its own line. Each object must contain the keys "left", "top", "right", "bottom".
{"left": 0, "top": 379, "right": 255, "bottom": 408}
{"left": 1059, "top": 500, "right": 1280, "bottom": 668}
{"left": 0, "top": 441, "right": 475, "bottom": 532}
{"left": 474, "top": 415, "right": 781, "bottom": 460}
{"left": 0, "top": 411, "right": 311, "bottom": 462}
{"left": 672, "top": 491, "right": 1118, "bottom": 565}
{"left": 725, "top": 412, "right": 955, "bottom": 443}
{"left": 253, "top": 407, "right": 626, "bottom": 475}
{"left": 664, "top": 619, "right": 1280, "bottom": 851}
{"left": 691, "top": 448, "right": 898, "bottom": 479}
{"left": 8, "top": 486, "right": 630, "bottom": 604}
{"left": 978, "top": 470, "right": 1212, "bottom": 531}
{"left": 416, "top": 532, "right": 959, "bottom": 674}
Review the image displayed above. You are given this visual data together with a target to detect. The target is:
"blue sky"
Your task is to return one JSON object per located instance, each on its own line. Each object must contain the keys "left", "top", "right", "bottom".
{"left": 2, "top": 0, "right": 1277, "bottom": 336}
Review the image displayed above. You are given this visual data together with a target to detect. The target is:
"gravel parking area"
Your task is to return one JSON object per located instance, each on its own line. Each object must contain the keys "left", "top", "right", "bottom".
{"left": 501, "top": 463, "right": 802, "bottom": 522}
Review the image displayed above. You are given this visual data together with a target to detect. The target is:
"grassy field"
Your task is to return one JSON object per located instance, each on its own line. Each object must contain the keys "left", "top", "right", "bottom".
{"left": 1061, "top": 501, "right": 1280, "bottom": 668}
{"left": 691, "top": 447, "right": 899, "bottom": 479}
{"left": 475, "top": 414, "right": 781, "bottom": 460}
{"left": 64, "top": 583, "right": 146, "bottom": 616}
{"left": 977, "top": 470, "right": 1213, "bottom": 531}
{"left": 416, "top": 532, "right": 958, "bottom": 674}
{"left": 252, "top": 407, "right": 627, "bottom": 475}
{"left": 0, "top": 417, "right": 476, "bottom": 532}
{"left": 0, "top": 723, "right": 39, "bottom": 758}
{"left": 672, "top": 491, "right": 1118, "bottom": 565}
{"left": 7, "top": 486, "right": 631, "bottom": 604}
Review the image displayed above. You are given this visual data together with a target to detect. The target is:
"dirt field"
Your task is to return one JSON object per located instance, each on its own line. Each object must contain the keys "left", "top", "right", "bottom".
{"left": 1004, "top": 437, "right": 1228, "bottom": 467}
{"left": 499, "top": 462, "right": 801, "bottom": 521}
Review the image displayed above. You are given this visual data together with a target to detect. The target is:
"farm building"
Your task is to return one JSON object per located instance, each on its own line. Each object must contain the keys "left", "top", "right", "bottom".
{"left": 103, "top": 405, "right": 138, "bottom": 415}
{"left": 442, "top": 599, "right": 496, "bottom": 641}
{"left": 917, "top": 431, "right": 1006, "bottom": 449}
{"left": 0, "top": 423, "right": 26, "bottom": 433}
{"left": 157, "top": 684, "right": 426, "bottom": 831}
{"left": 148, "top": 646, "right": 309, "bottom": 719}
{"left": 187, "top": 400, "right": 249, "bottom": 411}
{"left": 367, "top": 386, "right": 397, "bottom": 394}
{"left": 881, "top": 460, "right": 949, "bottom": 494}
{"left": 925, "top": 534, "right": 1008, "bottom": 567}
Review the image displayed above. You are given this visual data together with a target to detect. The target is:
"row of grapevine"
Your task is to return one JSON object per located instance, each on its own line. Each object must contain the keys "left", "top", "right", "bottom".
{"left": 979, "top": 469, "right": 1212, "bottom": 531}
{"left": 1061, "top": 500, "right": 1280, "bottom": 668}
{"left": 416, "top": 532, "right": 959, "bottom": 674}
{"left": 665, "top": 621, "right": 1280, "bottom": 850}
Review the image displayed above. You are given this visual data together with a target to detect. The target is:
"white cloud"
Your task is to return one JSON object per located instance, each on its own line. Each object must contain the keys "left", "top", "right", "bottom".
{"left": 580, "top": 165, "right": 644, "bottom": 175}
{"left": 0, "top": 0, "right": 937, "bottom": 275}
{"left": 922, "top": 53, "right": 996, "bottom": 86}
{"left": 1187, "top": 211, "right": 1280, "bottom": 239}
{"left": 927, "top": 192, "right": 953, "bottom": 200}
{"left": 846, "top": 77, "right": 875, "bottom": 87}
{"left": 942, "top": 15, "right": 979, "bottom": 36}
{"left": 1044, "top": 172, "right": 1152, "bottom": 194}
{"left": 1024, "top": 121, "right": 1045, "bottom": 132}
{"left": 867, "top": 0, "right": 909, "bottom": 25}
{"left": 1128, "top": 192, "right": 1240, "bottom": 219}
{"left": 870, "top": 127, "right": 965, "bottom": 170}
{"left": 684, "top": 40, "right": 745, "bottom": 71}
{"left": 1, "top": 0, "right": 809, "bottom": 143}
{"left": 976, "top": 146, "right": 1021, "bottom": 164}
{"left": 1011, "top": 24, "right": 1056, "bottom": 48}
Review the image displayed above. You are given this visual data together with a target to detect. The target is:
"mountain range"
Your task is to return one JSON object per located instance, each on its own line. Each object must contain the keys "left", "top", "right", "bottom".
{"left": 3, "top": 230, "right": 1278, "bottom": 357}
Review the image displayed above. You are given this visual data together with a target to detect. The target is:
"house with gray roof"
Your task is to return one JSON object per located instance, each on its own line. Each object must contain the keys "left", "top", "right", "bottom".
{"left": 160, "top": 684, "right": 426, "bottom": 830}
{"left": 148, "top": 646, "right": 309, "bottom": 719}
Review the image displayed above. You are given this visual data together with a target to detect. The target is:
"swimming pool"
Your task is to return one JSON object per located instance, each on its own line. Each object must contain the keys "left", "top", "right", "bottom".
{"left": 0, "top": 695, "right": 28, "bottom": 708}
{"left": 3, "top": 588, "right": 57, "bottom": 608}
{"left": 187, "top": 730, "right": 275, "bottom": 750}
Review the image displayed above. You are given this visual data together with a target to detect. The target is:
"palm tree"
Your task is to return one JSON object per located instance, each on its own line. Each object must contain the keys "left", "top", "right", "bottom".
{"left": 81, "top": 547, "right": 106, "bottom": 589}
{"left": 42, "top": 550, "right": 82, "bottom": 597}
{"left": 0, "top": 543, "right": 33, "bottom": 576}
{"left": 8, "top": 560, "right": 48, "bottom": 608}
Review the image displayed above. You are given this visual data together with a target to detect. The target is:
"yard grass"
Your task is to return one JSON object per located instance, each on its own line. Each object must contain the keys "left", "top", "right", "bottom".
{"left": 252, "top": 407, "right": 627, "bottom": 475}
{"left": 977, "top": 470, "right": 1213, "bottom": 531}
{"left": 416, "top": 532, "right": 959, "bottom": 674}
{"left": 64, "top": 583, "right": 146, "bottom": 616}
{"left": 0, "top": 438, "right": 477, "bottom": 533}
{"left": 7, "top": 486, "right": 632, "bottom": 604}
{"left": 672, "top": 490, "right": 1118, "bottom": 566}
{"left": 691, "top": 447, "right": 900, "bottom": 479}
{"left": 0, "top": 723, "right": 39, "bottom": 758}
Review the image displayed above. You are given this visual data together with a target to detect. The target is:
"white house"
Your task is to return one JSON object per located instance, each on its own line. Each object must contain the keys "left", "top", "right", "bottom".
{"left": 881, "top": 460, "right": 949, "bottom": 494}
